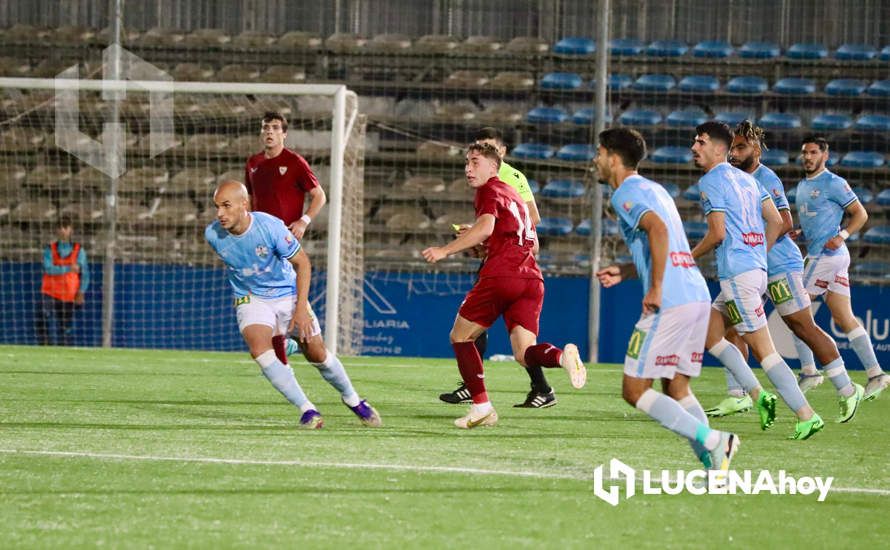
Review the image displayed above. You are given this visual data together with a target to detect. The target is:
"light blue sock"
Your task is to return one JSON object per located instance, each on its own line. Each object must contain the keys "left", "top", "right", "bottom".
{"left": 313, "top": 351, "right": 360, "bottom": 406}
{"left": 724, "top": 369, "right": 745, "bottom": 397}
{"left": 761, "top": 353, "right": 808, "bottom": 413}
{"left": 709, "top": 339, "right": 760, "bottom": 393}
{"left": 636, "top": 389, "right": 719, "bottom": 451}
{"left": 256, "top": 350, "right": 313, "bottom": 411}
{"left": 679, "top": 394, "right": 711, "bottom": 461}
{"left": 823, "top": 357, "right": 854, "bottom": 397}
{"left": 793, "top": 333, "right": 818, "bottom": 374}
{"left": 847, "top": 327, "right": 880, "bottom": 372}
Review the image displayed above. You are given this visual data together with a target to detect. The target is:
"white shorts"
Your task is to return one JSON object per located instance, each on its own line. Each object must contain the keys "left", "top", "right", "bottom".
{"left": 802, "top": 252, "right": 851, "bottom": 298}
{"left": 235, "top": 294, "right": 322, "bottom": 337}
{"left": 712, "top": 269, "right": 767, "bottom": 334}
{"left": 624, "top": 301, "right": 710, "bottom": 380}
{"left": 766, "top": 271, "right": 812, "bottom": 316}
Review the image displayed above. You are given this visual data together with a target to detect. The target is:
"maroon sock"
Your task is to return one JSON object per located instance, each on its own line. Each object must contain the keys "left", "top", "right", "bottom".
{"left": 452, "top": 341, "right": 488, "bottom": 404}
{"left": 524, "top": 343, "right": 563, "bottom": 369}
{"left": 271, "top": 335, "right": 287, "bottom": 364}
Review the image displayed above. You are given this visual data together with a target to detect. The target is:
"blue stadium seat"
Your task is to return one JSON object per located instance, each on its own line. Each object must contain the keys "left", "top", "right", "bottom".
{"left": 773, "top": 77, "right": 816, "bottom": 95}
{"left": 527, "top": 179, "right": 540, "bottom": 194}
{"left": 739, "top": 41, "right": 781, "bottom": 59}
{"left": 877, "top": 188, "right": 890, "bottom": 206}
{"left": 575, "top": 218, "right": 591, "bottom": 236}
{"left": 760, "top": 149, "right": 789, "bottom": 167}
{"left": 692, "top": 40, "right": 733, "bottom": 58}
{"left": 787, "top": 42, "right": 828, "bottom": 59}
{"left": 610, "top": 38, "right": 645, "bottom": 56}
{"left": 852, "top": 186, "right": 875, "bottom": 205}
{"left": 608, "top": 74, "right": 634, "bottom": 90}
{"left": 536, "top": 216, "right": 574, "bottom": 236}
{"left": 863, "top": 225, "right": 890, "bottom": 245}
{"left": 827, "top": 151, "right": 841, "bottom": 167}
{"left": 651, "top": 146, "right": 693, "bottom": 164}
{"left": 526, "top": 107, "right": 569, "bottom": 124}
{"left": 683, "top": 221, "right": 708, "bottom": 240}
{"left": 811, "top": 113, "right": 853, "bottom": 130}
{"left": 618, "top": 109, "right": 663, "bottom": 126}
{"left": 854, "top": 114, "right": 890, "bottom": 132}
{"left": 602, "top": 218, "right": 619, "bottom": 236}
{"left": 683, "top": 184, "right": 700, "bottom": 202}
{"left": 540, "top": 179, "right": 586, "bottom": 198}
{"left": 553, "top": 37, "right": 595, "bottom": 55}
{"left": 540, "top": 72, "right": 583, "bottom": 90}
{"left": 835, "top": 43, "right": 877, "bottom": 60}
{"left": 825, "top": 79, "right": 868, "bottom": 96}
{"left": 666, "top": 108, "right": 708, "bottom": 128}
{"left": 556, "top": 144, "right": 596, "bottom": 162}
{"left": 866, "top": 80, "right": 890, "bottom": 97}
{"left": 646, "top": 39, "right": 688, "bottom": 57}
{"left": 512, "top": 143, "right": 555, "bottom": 160}
{"left": 853, "top": 261, "right": 890, "bottom": 278}
{"left": 678, "top": 75, "right": 720, "bottom": 93}
{"left": 599, "top": 183, "right": 612, "bottom": 199}
{"left": 633, "top": 74, "right": 676, "bottom": 92}
{"left": 758, "top": 112, "right": 802, "bottom": 129}
{"left": 882, "top": 46, "right": 890, "bottom": 61}
{"left": 840, "top": 151, "right": 884, "bottom": 168}
{"left": 726, "top": 76, "right": 768, "bottom": 94}
{"left": 571, "top": 108, "right": 612, "bottom": 125}
{"left": 786, "top": 187, "right": 797, "bottom": 205}
{"left": 715, "top": 111, "right": 753, "bottom": 127}
{"left": 575, "top": 218, "right": 619, "bottom": 237}
{"left": 661, "top": 182, "right": 681, "bottom": 198}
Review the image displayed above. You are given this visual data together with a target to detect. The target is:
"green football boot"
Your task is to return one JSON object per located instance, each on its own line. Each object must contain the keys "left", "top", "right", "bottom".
{"left": 704, "top": 395, "right": 753, "bottom": 418}
{"left": 755, "top": 390, "right": 777, "bottom": 431}
{"left": 789, "top": 413, "right": 825, "bottom": 440}
{"left": 836, "top": 383, "right": 864, "bottom": 423}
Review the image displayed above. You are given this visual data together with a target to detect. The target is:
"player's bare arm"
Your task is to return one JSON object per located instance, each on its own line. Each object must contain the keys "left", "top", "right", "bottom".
{"left": 638, "top": 211, "right": 668, "bottom": 314}
{"left": 761, "top": 197, "right": 783, "bottom": 251}
{"left": 596, "top": 263, "right": 638, "bottom": 287}
{"left": 423, "top": 214, "right": 495, "bottom": 263}
{"left": 826, "top": 200, "right": 867, "bottom": 250}
{"left": 691, "top": 211, "right": 726, "bottom": 260}
{"left": 526, "top": 199, "right": 541, "bottom": 227}
{"left": 289, "top": 186, "right": 327, "bottom": 239}
{"left": 287, "top": 248, "right": 314, "bottom": 341}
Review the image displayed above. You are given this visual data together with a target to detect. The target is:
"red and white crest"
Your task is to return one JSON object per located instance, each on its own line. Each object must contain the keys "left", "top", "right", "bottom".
{"left": 279, "top": 166, "right": 288, "bottom": 175}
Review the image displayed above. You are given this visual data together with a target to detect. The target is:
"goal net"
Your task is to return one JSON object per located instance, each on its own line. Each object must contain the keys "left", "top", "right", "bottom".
{"left": 0, "top": 72, "right": 365, "bottom": 355}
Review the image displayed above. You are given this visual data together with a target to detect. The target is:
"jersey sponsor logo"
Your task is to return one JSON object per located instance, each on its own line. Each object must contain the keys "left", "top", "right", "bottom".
{"left": 279, "top": 166, "right": 288, "bottom": 175}
{"left": 742, "top": 232, "right": 765, "bottom": 246}
{"left": 623, "top": 201, "right": 633, "bottom": 212}
{"left": 725, "top": 300, "right": 744, "bottom": 326}
{"left": 655, "top": 354, "right": 679, "bottom": 366}
{"left": 834, "top": 275, "right": 849, "bottom": 287}
{"left": 255, "top": 245, "right": 269, "bottom": 258}
{"left": 284, "top": 234, "right": 294, "bottom": 245}
{"left": 772, "top": 188, "right": 781, "bottom": 198}
{"left": 691, "top": 352, "right": 704, "bottom": 364}
{"left": 626, "top": 328, "right": 646, "bottom": 359}
{"left": 767, "top": 278, "right": 794, "bottom": 305}
{"left": 670, "top": 251, "right": 696, "bottom": 268}
{"left": 815, "top": 279, "right": 829, "bottom": 289}
{"left": 755, "top": 304, "right": 764, "bottom": 317}
{"left": 234, "top": 295, "right": 250, "bottom": 306}
{"left": 249, "top": 167, "right": 258, "bottom": 173}
{"left": 810, "top": 189, "right": 821, "bottom": 199}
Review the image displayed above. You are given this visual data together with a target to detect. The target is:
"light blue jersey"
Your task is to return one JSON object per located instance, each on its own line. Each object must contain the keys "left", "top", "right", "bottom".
{"left": 612, "top": 175, "right": 711, "bottom": 309}
{"left": 698, "top": 162, "right": 769, "bottom": 279}
{"left": 205, "top": 211, "right": 301, "bottom": 298}
{"left": 752, "top": 164, "right": 804, "bottom": 276}
{"left": 795, "top": 170, "right": 859, "bottom": 258}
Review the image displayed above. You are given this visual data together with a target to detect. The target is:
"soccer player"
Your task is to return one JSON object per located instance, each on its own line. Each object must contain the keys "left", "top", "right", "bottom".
{"left": 594, "top": 128, "right": 739, "bottom": 471}
{"left": 705, "top": 122, "right": 863, "bottom": 423}
{"left": 793, "top": 136, "right": 890, "bottom": 400}
{"left": 422, "top": 143, "right": 586, "bottom": 429}
{"left": 690, "top": 121, "right": 823, "bottom": 440}
{"left": 206, "top": 180, "right": 380, "bottom": 429}
{"left": 244, "top": 111, "right": 327, "bottom": 358}
{"left": 438, "top": 127, "right": 556, "bottom": 409}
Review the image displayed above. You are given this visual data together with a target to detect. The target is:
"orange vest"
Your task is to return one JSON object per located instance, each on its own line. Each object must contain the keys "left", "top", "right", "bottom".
{"left": 41, "top": 242, "right": 81, "bottom": 302}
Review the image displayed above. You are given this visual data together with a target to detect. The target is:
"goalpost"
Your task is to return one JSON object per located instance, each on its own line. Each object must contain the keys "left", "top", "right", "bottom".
{"left": 0, "top": 75, "right": 365, "bottom": 356}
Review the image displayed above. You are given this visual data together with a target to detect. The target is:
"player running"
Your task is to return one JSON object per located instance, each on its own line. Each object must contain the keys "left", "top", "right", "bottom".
{"left": 595, "top": 128, "right": 739, "bottom": 472}
{"left": 422, "top": 143, "right": 586, "bottom": 429}
{"left": 206, "top": 180, "right": 380, "bottom": 429}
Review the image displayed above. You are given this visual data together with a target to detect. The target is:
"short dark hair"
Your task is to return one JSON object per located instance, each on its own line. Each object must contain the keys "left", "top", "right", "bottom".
{"left": 473, "top": 126, "right": 504, "bottom": 146}
{"left": 696, "top": 121, "right": 734, "bottom": 149}
{"left": 734, "top": 119, "right": 768, "bottom": 151}
{"left": 598, "top": 127, "right": 647, "bottom": 168}
{"left": 466, "top": 142, "right": 502, "bottom": 169}
{"left": 57, "top": 215, "right": 74, "bottom": 229}
{"left": 802, "top": 135, "right": 829, "bottom": 152}
{"left": 262, "top": 111, "right": 288, "bottom": 132}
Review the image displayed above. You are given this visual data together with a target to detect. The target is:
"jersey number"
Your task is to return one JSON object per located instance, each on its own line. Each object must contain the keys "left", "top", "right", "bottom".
{"left": 507, "top": 201, "right": 536, "bottom": 246}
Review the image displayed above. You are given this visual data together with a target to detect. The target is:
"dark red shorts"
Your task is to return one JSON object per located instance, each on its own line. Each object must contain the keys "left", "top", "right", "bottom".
{"left": 458, "top": 276, "right": 544, "bottom": 335}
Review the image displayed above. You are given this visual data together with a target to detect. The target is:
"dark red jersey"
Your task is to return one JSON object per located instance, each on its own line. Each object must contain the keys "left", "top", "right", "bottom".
{"left": 245, "top": 148, "right": 320, "bottom": 225}
{"left": 474, "top": 176, "right": 542, "bottom": 281}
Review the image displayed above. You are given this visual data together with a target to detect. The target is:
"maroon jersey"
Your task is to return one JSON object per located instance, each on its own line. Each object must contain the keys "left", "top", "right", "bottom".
{"left": 475, "top": 176, "right": 542, "bottom": 281}
{"left": 245, "top": 148, "right": 320, "bottom": 225}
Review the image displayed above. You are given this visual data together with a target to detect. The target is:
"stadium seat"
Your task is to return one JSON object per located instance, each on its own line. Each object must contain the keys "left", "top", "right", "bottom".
{"left": 232, "top": 30, "right": 276, "bottom": 48}
{"left": 557, "top": 144, "right": 597, "bottom": 162}
{"left": 610, "top": 38, "right": 645, "bottom": 56}
{"left": 666, "top": 108, "right": 708, "bottom": 128}
{"left": 138, "top": 27, "right": 185, "bottom": 47}
{"left": 825, "top": 79, "right": 868, "bottom": 96}
{"left": 786, "top": 187, "right": 797, "bottom": 205}
{"left": 811, "top": 113, "right": 854, "bottom": 130}
{"left": 863, "top": 226, "right": 890, "bottom": 245}
{"left": 852, "top": 261, "right": 890, "bottom": 278}
{"left": 835, "top": 43, "right": 877, "bottom": 60}
{"left": 540, "top": 72, "right": 583, "bottom": 90}
{"left": 182, "top": 28, "right": 230, "bottom": 48}
{"left": 323, "top": 32, "right": 365, "bottom": 53}
{"left": 184, "top": 133, "right": 229, "bottom": 153}
{"left": 678, "top": 75, "right": 720, "bottom": 93}
{"left": 661, "top": 182, "right": 681, "bottom": 198}
{"left": 571, "top": 108, "right": 612, "bottom": 125}
{"left": 171, "top": 63, "right": 214, "bottom": 81}
{"left": 258, "top": 65, "right": 306, "bottom": 83}
{"left": 505, "top": 36, "right": 549, "bottom": 54}
{"left": 760, "top": 149, "right": 790, "bottom": 167}
{"left": 553, "top": 37, "right": 595, "bottom": 55}
{"left": 278, "top": 31, "right": 323, "bottom": 49}
{"left": 9, "top": 199, "right": 58, "bottom": 223}
{"left": 150, "top": 198, "right": 200, "bottom": 225}
{"left": 527, "top": 179, "right": 540, "bottom": 194}
{"left": 365, "top": 33, "right": 412, "bottom": 52}
{"left": 169, "top": 168, "right": 216, "bottom": 194}
{"left": 512, "top": 143, "right": 556, "bottom": 160}
{"left": 119, "top": 167, "right": 169, "bottom": 194}
{"left": 478, "top": 103, "right": 524, "bottom": 124}
{"left": 852, "top": 186, "right": 874, "bottom": 205}
{"left": 575, "top": 218, "right": 617, "bottom": 237}
{"left": 726, "top": 76, "right": 768, "bottom": 94}
{"left": 540, "top": 179, "right": 586, "bottom": 199}
{"left": 415, "top": 34, "right": 458, "bottom": 53}
{"left": 877, "top": 188, "right": 890, "bottom": 206}
{"left": 0, "top": 56, "right": 30, "bottom": 77}
{"left": 404, "top": 176, "right": 446, "bottom": 194}
{"left": 827, "top": 151, "right": 842, "bottom": 166}
{"left": 692, "top": 40, "right": 733, "bottom": 58}
{"left": 773, "top": 77, "right": 816, "bottom": 95}
{"left": 632, "top": 74, "right": 676, "bottom": 92}
{"left": 489, "top": 71, "right": 535, "bottom": 90}
{"left": 216, "top": 64, "right": 260, "bottom": 82}
{"left": 715, "top": 111, "right": 753, "bottom": 127}
{"left": 840, "top": 151, "right": 884, "bottom": 168}
{"left": 602, "top": 219, "right": 619, "bottom": 235}
{"left": 854, "top": 114, "right": 890, "bottom": 132}
{"left": 385, "top": 211, "right": 431, "bottom": 231}
{"left": 445, "top": 70, "right": 489, "bottom": 87}
{"left": 49, "top": 25, "right": 95, "bottom": 45}
{"left": 758, "top": 112, "right": 802, "bottom": 129}
{"left": 682, "top": 184, "right": 700, "bottom": 202}
{"left": 867, "top": 79, "right": 890, "bottom": 96}
{"left": 618, "top": 109, "right": 663, "bottom": 126}
{"left": 433, "top": 100, "right": 478, "bottom": 122}
{"left": 651, "top": 146, "right": 693, "bottom": 164}
{"left": 882, "top": 46, "right": 890, "bottom": 61}
{"left": 607, "top": 74, "right": 634, "bottom": 91}
{"left": 536, "top": 217, "right": 574, "bottom": 236}
{"left": 683, "top": 221, "right": 708, "bottom": 240}
{"left": 526, "top": 107, "right": 569, "bottom": 124}
{"left": 787, "top": 42, "right": 828, "bottom": 59}
{"left": 457, "top": 35, "right": 502, "bottom": 53}
{"left": 739, "top": 41, "right": 781, "bottom": 59}
{"left": 646, "top": 39, "right": 688, "bottom": 57}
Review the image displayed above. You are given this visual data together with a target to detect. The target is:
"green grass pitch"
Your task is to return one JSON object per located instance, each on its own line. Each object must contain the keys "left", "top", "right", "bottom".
{"left": 1, "top": 345, "right": 888, "bottom": 548}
